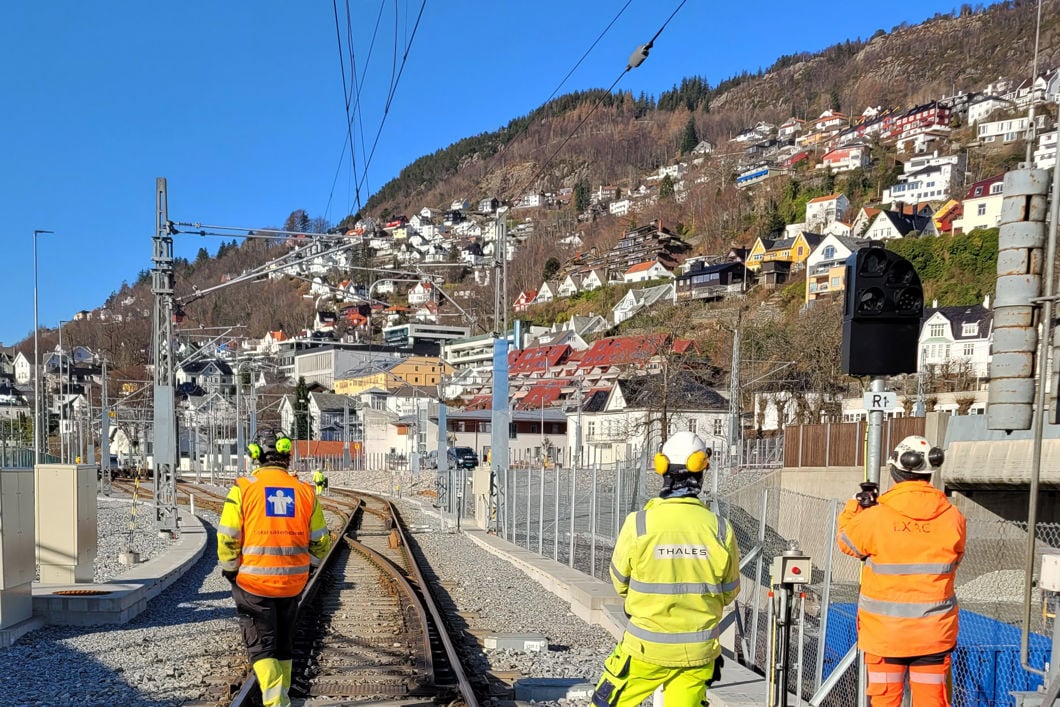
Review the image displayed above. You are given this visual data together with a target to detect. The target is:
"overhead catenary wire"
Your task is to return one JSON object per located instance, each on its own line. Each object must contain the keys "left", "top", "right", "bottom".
{"left": 331, "top": 0, "right": 360, "bottom": 215}
{"left": 351, "top": 0, "right": 428, "bottom": 211}
{"left": 505, "top": 0, "right": 689, "bottom": 202}
{"left": 324, "top": 0, "right": 389, "bottom": 221}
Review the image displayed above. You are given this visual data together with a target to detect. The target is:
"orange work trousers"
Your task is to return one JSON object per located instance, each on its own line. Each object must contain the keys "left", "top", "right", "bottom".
{"left": 865, "top": 652, "right": 951, "bottom": 707}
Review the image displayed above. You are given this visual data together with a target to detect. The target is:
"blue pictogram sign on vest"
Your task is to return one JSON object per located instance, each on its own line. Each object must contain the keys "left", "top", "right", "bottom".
{"left": 264, "top": 487, "right": 296, "bottom": 517}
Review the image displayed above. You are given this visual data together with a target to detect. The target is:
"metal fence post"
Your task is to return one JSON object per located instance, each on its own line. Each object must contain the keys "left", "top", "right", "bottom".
{"left": 538, "top": 463, "right": 544, "bottom": 555}
{"left": 554, "top": 465, "right": 560, "bottom": 561}
{"left": 750, "top": 487, "right": 770, "bottom": 665}
{"left": 816, "top": 499, "right": 839, "bottom": 691}
{"left": 591, "top": 464, "right": 598, "bottom": 578}
{"left": 526, "top": 467, "right": 531, "bottom": 550}
{"left": 569, "top": 465, "right": 577, "bottom": 568}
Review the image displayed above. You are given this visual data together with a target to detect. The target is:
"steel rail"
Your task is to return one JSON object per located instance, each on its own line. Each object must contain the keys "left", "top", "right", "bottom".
{"left": 229, "top": 498, "right": 362, "bottom": 707}
{"left": 387, "top": 499, "right": 479, "bottom": 706}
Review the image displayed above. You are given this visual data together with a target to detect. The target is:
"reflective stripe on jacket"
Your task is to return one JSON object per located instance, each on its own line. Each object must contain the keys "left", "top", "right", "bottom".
{"left": 216, "top": 466, "right": 331, "bottom": 598}
{"left": 609, "top": 496, "right": 740, "bottom": 668}
{"left": 837, "top": 480, "right": 966, "bottom": 657}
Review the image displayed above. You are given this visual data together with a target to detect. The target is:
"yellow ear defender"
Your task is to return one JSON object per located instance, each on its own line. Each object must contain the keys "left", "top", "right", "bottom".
{"left": 654, "top": 448, "right": 711, "bottom": 475}
{"left": 686, "top": 449, "right": 710, "bottom": 473}
{"left": 275, "top": 436, "right": 293, "bottom": 454}
{"left": 247, "top": 443, "right": 262, "bottom": 460}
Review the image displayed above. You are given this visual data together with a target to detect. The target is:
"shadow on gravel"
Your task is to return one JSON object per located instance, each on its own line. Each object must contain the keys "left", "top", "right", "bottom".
{"left": 399, "top": 531, "right": 495, "bottom": 702}
{"left": 5, "top": 520, "right": 238, "bottom": 706}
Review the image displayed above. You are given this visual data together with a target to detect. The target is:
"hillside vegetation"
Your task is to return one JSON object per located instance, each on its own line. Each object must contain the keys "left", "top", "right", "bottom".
{"left": 23, "top": 0, "right": 1055, "bottom": 379}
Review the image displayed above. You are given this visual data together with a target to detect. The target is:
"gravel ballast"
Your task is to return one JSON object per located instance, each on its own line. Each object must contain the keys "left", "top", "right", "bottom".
{"left": 9, "top": 478, "right": 622, "bottom": 705}
{"left": 395, "top": 498, "right": 617, "bottom": 705}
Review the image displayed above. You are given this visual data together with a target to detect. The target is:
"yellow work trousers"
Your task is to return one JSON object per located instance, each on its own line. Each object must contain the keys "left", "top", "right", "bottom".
{"left": 592, "top": 645, "right": 716, "bottom": 707}
{"left": 252, "top": 658, "right": 291, "bottom": 707}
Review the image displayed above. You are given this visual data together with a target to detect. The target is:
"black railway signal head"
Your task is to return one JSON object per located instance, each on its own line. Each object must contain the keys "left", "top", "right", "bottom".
{"left": 841, "top": 246, "right": 925, "bottom": 376}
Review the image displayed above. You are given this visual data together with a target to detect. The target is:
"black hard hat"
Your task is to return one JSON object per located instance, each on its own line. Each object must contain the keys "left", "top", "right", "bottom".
{"left": 248, "top": 429, "right": 293, "bottom": 464}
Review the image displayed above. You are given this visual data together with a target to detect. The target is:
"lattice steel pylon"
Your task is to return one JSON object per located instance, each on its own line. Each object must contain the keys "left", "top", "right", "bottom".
{"left": 151, "top": 177, "right": 179, "bottom": 534}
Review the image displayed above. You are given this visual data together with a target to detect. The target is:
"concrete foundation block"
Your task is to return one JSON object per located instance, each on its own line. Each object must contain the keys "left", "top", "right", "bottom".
{"left": 484, "top": 632, "right": 548, "bottom": 652}
{"left": 514, "top": 677, "right": 595, "bottom": 700}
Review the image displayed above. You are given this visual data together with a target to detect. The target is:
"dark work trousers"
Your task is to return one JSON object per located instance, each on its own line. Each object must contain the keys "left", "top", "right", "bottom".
{"left": 232, "top": 582, "right": 300, "bottom": 664}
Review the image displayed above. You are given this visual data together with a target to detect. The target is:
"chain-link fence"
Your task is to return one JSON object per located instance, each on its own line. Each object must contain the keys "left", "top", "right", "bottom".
{"left": 414, "top": 442, "right": 1058, "bottom": 705}
{"left": 719, "top": 472, "right": 1059, "bottom": 705}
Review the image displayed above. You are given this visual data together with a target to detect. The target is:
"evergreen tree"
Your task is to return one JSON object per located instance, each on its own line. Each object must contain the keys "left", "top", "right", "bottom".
{"left": 574, "top": 179, "right": 590, "bottom": 213}
{"left": 680, "top": 116, "right": 699, "bottom": 155}
{"left": 543, "top": 257, "right": 561, "bottom": 281}
{"left": 294, "top": 377, "right": 312, "bottom": 440}
{"left": 660, "top": 175, "right": 676, "bottom": 200}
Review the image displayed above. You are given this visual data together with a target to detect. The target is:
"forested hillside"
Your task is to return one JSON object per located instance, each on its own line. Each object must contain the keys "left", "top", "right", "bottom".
{"left": 20, "top": 0, "right": 1055, "bottom": 378}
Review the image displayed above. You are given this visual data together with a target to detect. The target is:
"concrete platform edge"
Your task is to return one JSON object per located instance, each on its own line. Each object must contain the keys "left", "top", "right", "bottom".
{"left": 461, "top": 528, "right": 768, "bottom": 706}
{"left": 29, "top": 509, "right": 207, "bottom": 629}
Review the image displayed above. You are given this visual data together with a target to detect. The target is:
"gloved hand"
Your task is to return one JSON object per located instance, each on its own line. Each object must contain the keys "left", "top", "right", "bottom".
{"left": 855, "top": 482, "right": 879, "bottom": 508}
{"left": 222, "top": 569, "right": 238, "bottom": 583}
{"left": 707, "top": 655, "right": 724, "bottom": 686}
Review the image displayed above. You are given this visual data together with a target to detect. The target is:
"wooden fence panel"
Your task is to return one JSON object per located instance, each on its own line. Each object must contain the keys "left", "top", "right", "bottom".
{"left": 783, "top": 418, "right": 925, "bottom": 468}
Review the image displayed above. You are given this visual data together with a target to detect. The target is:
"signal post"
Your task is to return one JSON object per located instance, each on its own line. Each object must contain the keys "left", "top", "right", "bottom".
{"left": 840, "top": 244, "right": 925, "bottom": 707}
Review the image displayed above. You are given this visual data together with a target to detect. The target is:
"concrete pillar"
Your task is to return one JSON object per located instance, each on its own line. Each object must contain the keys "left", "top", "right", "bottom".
{"left": 925, "top": 412, "right": 951, "bottom": 492}
{"left": 0, "top": 468, "right": 35, "bottom": 628}
{"left": 35, "top": 464, "right": 97, "bottom": 584}
{"left": 472, "top": 464, "right": 491, "bottom": 530}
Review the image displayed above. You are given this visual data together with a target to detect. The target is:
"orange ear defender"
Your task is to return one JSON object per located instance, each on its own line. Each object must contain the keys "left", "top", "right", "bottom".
{"left": 654, "top": 453, "right": 670, "bottom": 475}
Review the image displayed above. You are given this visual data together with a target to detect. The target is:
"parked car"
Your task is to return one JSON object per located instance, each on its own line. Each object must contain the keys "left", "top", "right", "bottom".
{"left": 448, "top": 446, "right": 478, "bottom": 469}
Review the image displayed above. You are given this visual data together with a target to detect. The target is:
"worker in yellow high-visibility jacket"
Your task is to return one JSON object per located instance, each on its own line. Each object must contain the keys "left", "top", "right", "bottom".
{"left": 218, "top": 430, "right": 331, "bottom": 707}
{"left": 592, "top": 431, "right": 740, "bottom": 707}
{"left": 311, "top": 468, "right": 327, "bottom": 495}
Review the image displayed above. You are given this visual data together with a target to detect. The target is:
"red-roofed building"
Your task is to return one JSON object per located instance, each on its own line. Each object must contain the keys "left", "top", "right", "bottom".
{"left": 513, "top": 290, "right": 538, "bottom": 313}
{"left": 515, "top": 380, "right": 568, "bottom": 410}
{"left": 508, "top": 345, "right": 573, "bottom": 376}
{"left": 577, "top": 334, "right": 669, "bottom": 375}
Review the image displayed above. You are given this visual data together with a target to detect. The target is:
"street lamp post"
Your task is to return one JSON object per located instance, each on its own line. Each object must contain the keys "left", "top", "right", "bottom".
{"left": 32, "top": 229, "right": 54, "bottom": 465}
{"left": 58, "top": 320, "right": 67, "bottom": 464}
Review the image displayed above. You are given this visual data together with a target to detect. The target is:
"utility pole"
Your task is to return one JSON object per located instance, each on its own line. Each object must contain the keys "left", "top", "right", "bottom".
{"left": 100, "top": 357, "right": 111, "bottom": 492}
{"left": 728, "top": 314, "right": 742, "bottom": 473}
{"left": 151, "top": 177, "right": 179, "bottom": 535}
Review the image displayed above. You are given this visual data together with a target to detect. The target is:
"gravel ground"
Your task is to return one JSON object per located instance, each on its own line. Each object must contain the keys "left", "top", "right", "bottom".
{"left": 9, "top": 509, "right": 246, "bottom": 707}
{"left": 9, "top": 474, "right": 621, "bottom": 706}
{"left": 395, "top": 497, "right": 617, "bottom": 705}
{"left": 93, "top": 499, "right": 174, "bottom": 583}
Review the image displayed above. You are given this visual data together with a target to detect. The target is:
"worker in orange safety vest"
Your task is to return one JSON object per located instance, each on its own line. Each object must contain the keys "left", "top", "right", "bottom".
{"left": 838, "top": 435, "right": 966, "bottom": 707}
{"left": 218, "top": 430, "right": 331, "bottom": 707}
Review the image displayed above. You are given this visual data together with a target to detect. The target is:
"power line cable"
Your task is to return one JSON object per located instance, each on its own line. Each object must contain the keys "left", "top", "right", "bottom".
{"left": 351, "top": 0, "right": 428, "bottom": 212}
{"left": 507, "top": 0, "right": 688, "bottom": 201}
{"left": 323, "top": 0, "right": 389, "bottom": 221}
{"left": 331, "top": 0, "right": 360, "bottom": 218}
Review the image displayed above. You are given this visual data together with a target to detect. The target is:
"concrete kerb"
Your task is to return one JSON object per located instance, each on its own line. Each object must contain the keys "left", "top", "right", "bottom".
{"left": 30, "top": 508, "right": 207, "bottom": 628}
{"left": 462, "top": 528, "right": 769, "bottom": 707}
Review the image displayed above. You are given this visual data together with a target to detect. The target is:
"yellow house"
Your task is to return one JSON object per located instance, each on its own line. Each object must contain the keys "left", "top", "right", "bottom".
{"left": 334, "top": 356, "right": 454, "bottom": 395}
{"left": 745, "top": 236, "right": 776, "bottom": 271}
{"left": 759, "top": 232, "right": 824, "bottom": 268}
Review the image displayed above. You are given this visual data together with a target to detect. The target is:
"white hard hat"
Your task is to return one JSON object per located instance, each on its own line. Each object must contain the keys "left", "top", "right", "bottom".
{"left": 655, "top": 431, "right": 711, "bottom": 474}
{"left": 890, "top": 435, "right": 944, "bottom": 474}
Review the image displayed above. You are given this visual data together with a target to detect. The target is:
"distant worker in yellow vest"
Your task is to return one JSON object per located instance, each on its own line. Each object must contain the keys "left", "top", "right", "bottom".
{"left": 217, "top": 430, "right": 331, "bottom": 707}
{"left": 592, "top": 431, "right": 740, "bottom": 707}
{"left": 312, "top": 468, "right": 328, "bottom": 496}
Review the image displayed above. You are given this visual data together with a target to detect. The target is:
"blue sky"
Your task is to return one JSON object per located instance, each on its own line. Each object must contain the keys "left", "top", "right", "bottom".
{"left": 1, "top": 1, "right": 993, "bottom": 346}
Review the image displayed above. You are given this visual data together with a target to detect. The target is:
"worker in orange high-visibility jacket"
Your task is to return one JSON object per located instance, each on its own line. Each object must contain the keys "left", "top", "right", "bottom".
{"left": 218, "top": 430, "right": 331, "bottom": 707}
{"left": 838, "top": 435, "right": 966, "bottom": 707}
{"left": 591, "top": 431, "right": 740, "bottom": 707}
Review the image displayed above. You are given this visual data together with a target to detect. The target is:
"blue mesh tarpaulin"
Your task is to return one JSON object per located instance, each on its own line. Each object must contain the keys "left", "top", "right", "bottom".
{"left": 824, "top": 603, "right": 1049, "bottom": 706}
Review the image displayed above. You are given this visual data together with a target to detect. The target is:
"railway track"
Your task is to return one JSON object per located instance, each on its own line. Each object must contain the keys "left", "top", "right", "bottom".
{"left": 231, "top": 489, "right": 479, "bottom": 707}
